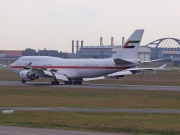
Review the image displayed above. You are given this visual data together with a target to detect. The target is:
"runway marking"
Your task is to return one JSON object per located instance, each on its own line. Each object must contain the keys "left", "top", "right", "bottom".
{"left": 0, "top": 132, "right": 35, "bottom": 135}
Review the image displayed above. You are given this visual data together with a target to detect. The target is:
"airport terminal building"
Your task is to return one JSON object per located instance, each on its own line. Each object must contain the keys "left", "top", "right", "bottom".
{"left": 0, "top": 37, "right": 180, "bottom": 62}
{"left": 77, "top": 45, "right": 151, "bottom": 61}
{"left": 71, "top": 37, "right": 180, "bottom": 61}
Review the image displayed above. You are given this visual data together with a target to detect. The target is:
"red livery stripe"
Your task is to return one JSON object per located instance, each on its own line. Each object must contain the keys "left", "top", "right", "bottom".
{"left": 10, "top": 66, "right": 132, "bottom": 70}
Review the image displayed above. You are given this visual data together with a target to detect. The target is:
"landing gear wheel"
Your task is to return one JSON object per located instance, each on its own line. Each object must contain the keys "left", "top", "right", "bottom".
{"left": 73, "top": 80, "right": 82, "bottom": 85}
{"left": 64, "top": 81, "right": 73, "bottom": 85}
{"left": 56, "top": 81, "right": 59, "bottom": 85}
{"left": 79, "top": 81, "right": 82, "bottom": 85}
{"left": 51, "top": 81, "right": 59, "bottom": 85}
{"left": 21, "top": 79, "right": 26, "bottom": 83}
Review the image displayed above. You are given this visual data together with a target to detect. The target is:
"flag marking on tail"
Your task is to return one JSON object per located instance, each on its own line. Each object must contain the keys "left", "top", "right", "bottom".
{"left": 123, "top": 40, "right": 140, "bottom": 48}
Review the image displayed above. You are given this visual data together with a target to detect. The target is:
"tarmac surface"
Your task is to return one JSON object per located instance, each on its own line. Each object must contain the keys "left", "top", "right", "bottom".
{"left": 0, "top": 81, "right": 180, "bottom": 91}
{"left": 1, "top": 107, "right": 180, "bottom": 114}
{"left": 0, "top": 126, "right": 129, "bottom": 135}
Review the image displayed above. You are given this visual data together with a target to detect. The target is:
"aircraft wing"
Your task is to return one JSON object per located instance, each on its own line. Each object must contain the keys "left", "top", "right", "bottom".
{"left": 108, "top": 64, "right": 169, "bottom": 78}
{"left": 125, "top": 64, "right": 168, "bottom": 71}
{"left": 127, "top": 64, "right": 169, "bottom": 71}
{"left": 24, "top": 62, "right": 68, "bottom": 81}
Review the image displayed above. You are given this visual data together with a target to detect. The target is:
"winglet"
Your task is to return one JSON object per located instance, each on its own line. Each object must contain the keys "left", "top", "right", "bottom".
{"left": 158, "top": 64, "right": 167, "bottom": 69}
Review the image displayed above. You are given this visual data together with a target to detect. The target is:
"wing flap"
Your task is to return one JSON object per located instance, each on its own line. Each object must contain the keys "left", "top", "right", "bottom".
{"left": 43, "top": 70, "right": 68, "bottom": 81}
{"left": 83, "top": 76, "right": 105, "bottom": 81}
{"left": 108, "top": 71, "right": 132, "bottom": 77}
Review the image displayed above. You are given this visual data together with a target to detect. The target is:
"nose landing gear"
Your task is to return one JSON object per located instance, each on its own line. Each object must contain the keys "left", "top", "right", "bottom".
{"left": 21, "top": 79, "right": 26, "bottom": 83}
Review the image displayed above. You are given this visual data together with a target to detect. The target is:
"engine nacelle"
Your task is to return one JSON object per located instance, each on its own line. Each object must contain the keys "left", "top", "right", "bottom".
{"left": 19, "top": 70, "right": 39, "bottom": 81}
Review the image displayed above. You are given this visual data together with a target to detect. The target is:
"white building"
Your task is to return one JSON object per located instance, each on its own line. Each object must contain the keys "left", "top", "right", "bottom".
{"left": 78, "top": 45, "right": 151, "bottom": 61}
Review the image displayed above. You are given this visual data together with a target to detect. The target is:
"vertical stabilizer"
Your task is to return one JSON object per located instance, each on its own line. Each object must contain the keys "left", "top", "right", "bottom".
{"left": 112, "top": 29, "right": 144, "bottom": 59}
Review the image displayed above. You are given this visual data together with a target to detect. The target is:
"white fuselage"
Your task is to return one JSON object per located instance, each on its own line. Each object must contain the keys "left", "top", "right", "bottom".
{"left": 10, "top": 56, "right": 139, "bottom": 79}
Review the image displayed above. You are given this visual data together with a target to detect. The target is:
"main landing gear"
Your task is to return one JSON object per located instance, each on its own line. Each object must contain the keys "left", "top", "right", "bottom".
{"left": 64, "top": 80, "right": 82, "bottom": 85}
{"left": 51, "top": 80, "right": 82, "bottom": 85}
{"left": 73, "top": 80, "right": 82, "bottom": 85}
{"left": 50, "top": 72, "right": 60, "bottom": 85}
{"left": 64, "top": 81, "right": 73, "bottom": 85}
{"left": 51, "top": 80, "right": 59, "bottom": 85}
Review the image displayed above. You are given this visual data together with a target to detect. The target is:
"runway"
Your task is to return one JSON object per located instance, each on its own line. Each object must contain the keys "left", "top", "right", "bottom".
{"left": 0, "top": 126, "right": 126, "bottom": 135}
{"left": 0, "top": 81, "right": 180, "bottom": 91}
{"left": 1, "top": 107, "right": 180, "bottom": 114}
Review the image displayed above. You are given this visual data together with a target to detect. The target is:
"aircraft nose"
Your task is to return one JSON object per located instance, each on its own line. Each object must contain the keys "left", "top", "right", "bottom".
{"left": 10, "top": 63, "right": 16, "bottom": 73}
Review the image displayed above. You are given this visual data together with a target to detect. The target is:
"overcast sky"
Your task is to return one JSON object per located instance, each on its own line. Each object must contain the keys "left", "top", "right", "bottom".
{"left": 0, "top": 0, "right": 179, "bottom": 52}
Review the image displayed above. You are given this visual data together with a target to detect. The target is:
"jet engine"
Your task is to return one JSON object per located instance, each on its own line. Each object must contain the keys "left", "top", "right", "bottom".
{"left": 19, "top": 70, "right": 39, "bottom": 81}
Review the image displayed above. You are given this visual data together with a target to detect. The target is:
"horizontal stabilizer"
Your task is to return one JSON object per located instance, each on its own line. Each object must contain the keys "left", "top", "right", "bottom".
{"left": 141, "top": 59, "right": 163, "bottom": 63}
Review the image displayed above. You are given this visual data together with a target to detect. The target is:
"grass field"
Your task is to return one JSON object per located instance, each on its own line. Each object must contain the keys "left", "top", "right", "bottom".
{"left": 0, "top": 62, "right": 180, "bottom": 134}
{"left": 0, "top": 86, "right": 180, "bottom": 134}
{"left": 0, "top": 86, "right": 180, "bottom": 109}
{"left": 1, "top": 111, "right": 180, "bottom": 135}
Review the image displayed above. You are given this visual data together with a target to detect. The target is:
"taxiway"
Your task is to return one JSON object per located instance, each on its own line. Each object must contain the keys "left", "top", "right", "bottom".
{"left": 0, "top": 126, "right": 126, "bottom": 135}
{"left": 0, "top": 81, "right": 180, "bottom": 91}
{"left": 1, "top": 107, "right": 180, "bottom": 114}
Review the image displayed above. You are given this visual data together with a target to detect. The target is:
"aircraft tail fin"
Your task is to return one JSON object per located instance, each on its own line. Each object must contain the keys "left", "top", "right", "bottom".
{"left": 112, "top": 29, "right": 144, "bottom": 59}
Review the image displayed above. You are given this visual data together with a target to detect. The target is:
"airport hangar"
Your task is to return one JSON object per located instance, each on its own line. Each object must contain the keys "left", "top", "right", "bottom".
{"left": 0, "top": 37, "right": 180, "bottom": 62}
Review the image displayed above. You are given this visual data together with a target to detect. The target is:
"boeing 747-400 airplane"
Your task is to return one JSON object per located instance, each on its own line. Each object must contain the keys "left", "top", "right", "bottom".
{"left": 10, "top": 29, "right": 163, "bottom": 85}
